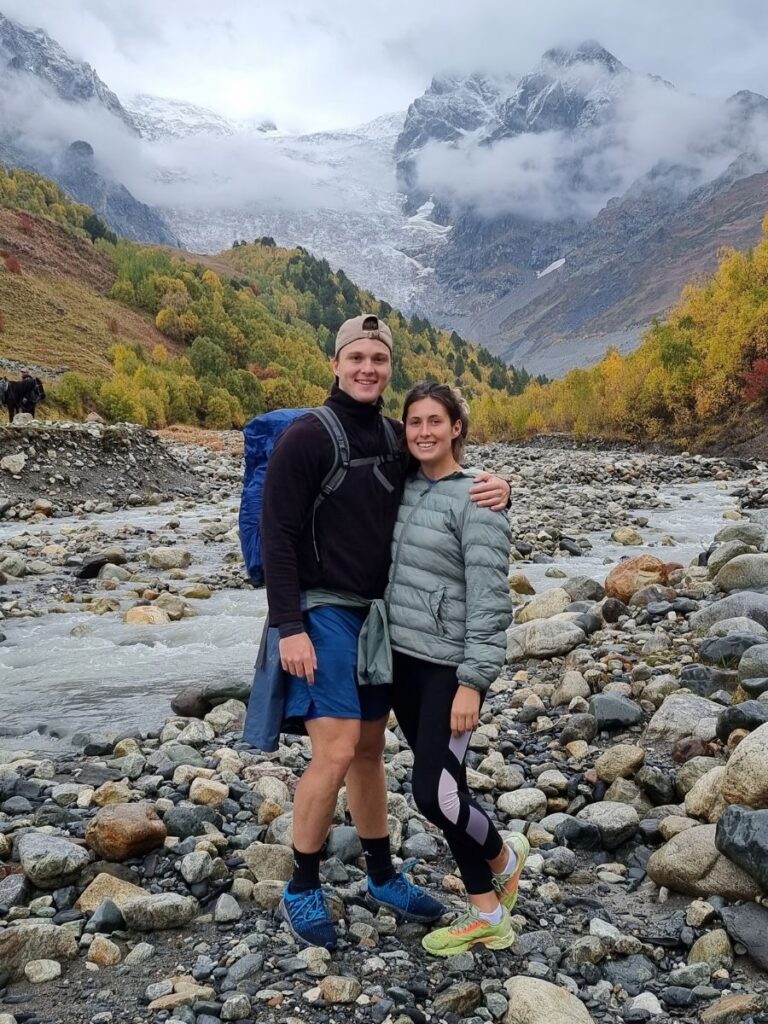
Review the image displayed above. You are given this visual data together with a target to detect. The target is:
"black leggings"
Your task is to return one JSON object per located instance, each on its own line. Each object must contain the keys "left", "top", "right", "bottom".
{"left": 392, "top": 651, "right": 504, "bottom": 894}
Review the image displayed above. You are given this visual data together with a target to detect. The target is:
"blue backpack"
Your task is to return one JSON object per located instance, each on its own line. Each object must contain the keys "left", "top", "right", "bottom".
{"left": 239, "top": 405, "right": 400, "bottom": 585}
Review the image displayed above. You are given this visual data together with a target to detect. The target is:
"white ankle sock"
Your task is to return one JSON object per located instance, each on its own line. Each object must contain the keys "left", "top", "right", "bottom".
{"left": 478, "top": 904, "right": 504, "bottom": 925}
{"left": 499, "top": 846, "right": 517, "bottom": 875}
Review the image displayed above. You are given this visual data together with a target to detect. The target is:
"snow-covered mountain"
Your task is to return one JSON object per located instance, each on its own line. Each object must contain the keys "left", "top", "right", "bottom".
{"left": 0, "top": 12, "right": 137, "bottom": 131}
{"left": 125, "top": 94, "right": 278, "bottom": 142}
{"left": 0, "top": 12, "right": 177, "bottom": 244}
{"left": 155, "top": 41, "right": 768, "bottom": 373}
{"left": 156, "top": 112, "right": 451, "bottom": 312}
{"left": 3, "top": 13, "right": 768, "bottom": 375}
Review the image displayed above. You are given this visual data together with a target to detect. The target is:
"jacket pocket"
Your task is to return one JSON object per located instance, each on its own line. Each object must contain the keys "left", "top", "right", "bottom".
{"left": 429, "top": 587, "right": 447, "bottom": 636}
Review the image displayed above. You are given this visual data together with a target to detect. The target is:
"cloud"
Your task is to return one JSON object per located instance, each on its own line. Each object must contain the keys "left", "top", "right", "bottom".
{"left": 413, "top": 67, "right": 762, "bottom": 221}
{"left": 0, "top": 70, "right": 142, "bottom": 176}
{"left": 3, "top": 0, "right": 768, "bottom": 230}
{"left": 3, "top": 0, "right": 768, "bottom": 132}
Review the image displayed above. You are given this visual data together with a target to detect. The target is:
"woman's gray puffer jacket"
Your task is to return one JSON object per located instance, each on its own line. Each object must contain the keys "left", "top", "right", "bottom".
{"left": 385, "top": 469, "right": 512, "bottom": 693}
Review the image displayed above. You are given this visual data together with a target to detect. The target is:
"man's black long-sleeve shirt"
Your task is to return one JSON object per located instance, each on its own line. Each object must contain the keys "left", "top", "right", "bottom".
{"left": 261, "top": 386, "right": 406, "bottom": 637}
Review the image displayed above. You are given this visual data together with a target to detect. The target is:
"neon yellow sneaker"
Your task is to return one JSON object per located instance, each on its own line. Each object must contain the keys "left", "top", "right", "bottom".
{"left": 421, "top": 905, "right": 516, "bottom": 957}
{"left": 492, "top": 833, "right": 530, "bottom": 911}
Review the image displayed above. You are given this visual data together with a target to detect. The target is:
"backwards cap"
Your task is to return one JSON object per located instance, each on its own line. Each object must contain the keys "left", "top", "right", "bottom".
{"left": 334, "top": 314, "right": 393, "bottom": 356}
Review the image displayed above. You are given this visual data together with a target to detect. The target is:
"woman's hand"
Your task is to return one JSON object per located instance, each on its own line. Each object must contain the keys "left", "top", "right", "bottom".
{"left": 450, "top": 685, "right": 481, "bottom": 736}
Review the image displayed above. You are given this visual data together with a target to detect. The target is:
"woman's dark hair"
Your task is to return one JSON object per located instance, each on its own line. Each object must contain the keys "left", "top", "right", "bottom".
{"left": 402, "top": 380, "right": 470, "bottom": 462}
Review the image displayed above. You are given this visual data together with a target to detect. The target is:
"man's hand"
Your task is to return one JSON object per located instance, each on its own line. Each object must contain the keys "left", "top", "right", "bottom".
{"left": 450, "top": 685, "right": 481, "bottom": 736}
{"left": 279, "top": 632, "right": 318, "bottom": 684}
{"left": 469, "top": 471, "right": 510, "bottom": 511}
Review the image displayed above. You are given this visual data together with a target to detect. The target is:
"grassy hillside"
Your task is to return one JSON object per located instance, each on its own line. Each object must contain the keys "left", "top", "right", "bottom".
{"left": 0, "top": 168, "right": 181, "bottom": 379}
{"left": 0, "top": 166, "right": 533, "bottom": 430}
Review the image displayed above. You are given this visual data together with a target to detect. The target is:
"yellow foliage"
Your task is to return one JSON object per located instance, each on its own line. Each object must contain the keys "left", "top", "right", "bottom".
{"left": 494, "top": 215, "right": 768, "bottom": 442}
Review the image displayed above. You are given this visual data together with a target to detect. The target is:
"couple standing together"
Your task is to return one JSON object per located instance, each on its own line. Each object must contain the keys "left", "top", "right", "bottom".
{"left": 244, "top": 314, "right": 530, "bottom": 956}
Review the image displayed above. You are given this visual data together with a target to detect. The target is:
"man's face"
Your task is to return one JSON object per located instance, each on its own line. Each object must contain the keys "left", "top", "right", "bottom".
{"left": 331, "top": 339, "right": 392, "bottom": 403}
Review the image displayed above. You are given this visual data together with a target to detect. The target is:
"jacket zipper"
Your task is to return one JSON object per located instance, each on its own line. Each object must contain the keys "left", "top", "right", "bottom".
{"left": 386, "top": 484, "right": 434, "bottom": 611}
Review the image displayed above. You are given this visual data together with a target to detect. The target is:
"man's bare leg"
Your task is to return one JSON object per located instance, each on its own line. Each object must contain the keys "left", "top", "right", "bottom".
{"left": 292, "top": 717, "right": 361, "bottom": 854}
{"left": 345, "top": 716, "right": 389, "bottom": 838}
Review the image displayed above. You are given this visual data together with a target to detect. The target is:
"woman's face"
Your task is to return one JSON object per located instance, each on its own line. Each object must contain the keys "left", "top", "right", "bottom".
{"left": 405, "top": 397, "right": 462, "bottom": 470}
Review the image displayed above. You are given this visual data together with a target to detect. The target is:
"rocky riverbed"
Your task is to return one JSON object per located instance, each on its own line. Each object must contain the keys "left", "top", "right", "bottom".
{"left": 3, "top": 423, "right": 768, "bottom": 1024}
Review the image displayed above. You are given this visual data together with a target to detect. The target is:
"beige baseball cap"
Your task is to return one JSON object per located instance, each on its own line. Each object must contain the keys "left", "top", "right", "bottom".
{"left": 334, "top": 314, "right": 393, "bottom": 356}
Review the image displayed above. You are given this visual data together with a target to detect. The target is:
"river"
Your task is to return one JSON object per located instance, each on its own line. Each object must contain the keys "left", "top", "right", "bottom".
{"left": 0, "top": 476, "right": 749, "bottom": 753}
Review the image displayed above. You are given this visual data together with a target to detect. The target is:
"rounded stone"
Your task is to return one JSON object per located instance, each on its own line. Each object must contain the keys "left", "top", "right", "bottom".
{"left": 85, "top": 802, "right": 167, "bottom": 861}
{"left": 18, "top": 834, "right": 90, "bottom": 889}
{"left": 24, "top": 959, "right": 61, "bottom": 984}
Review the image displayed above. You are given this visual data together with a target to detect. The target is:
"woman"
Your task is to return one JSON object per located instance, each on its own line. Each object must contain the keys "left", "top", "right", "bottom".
{"left": 385, "top": 381, "right": 529, "bottom": 956}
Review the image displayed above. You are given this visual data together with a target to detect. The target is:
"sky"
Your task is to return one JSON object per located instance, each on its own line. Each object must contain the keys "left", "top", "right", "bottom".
{"left": 3, "top": 0, "right": 768, "bottom": 133}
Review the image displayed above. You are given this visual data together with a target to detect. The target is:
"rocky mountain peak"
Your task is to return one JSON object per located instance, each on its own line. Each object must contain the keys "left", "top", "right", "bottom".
{"left": 0, "top": 11, "right": 138, "bottom": 133}
{"left": 64, "top": 140, "right": 95, "bottom": 164}
{"left": 541, "top": 41, "right": 626, "bottom": 74}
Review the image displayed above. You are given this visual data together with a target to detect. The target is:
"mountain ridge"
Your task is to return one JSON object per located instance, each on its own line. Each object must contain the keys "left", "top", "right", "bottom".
{"left": 2, "top": 16, "right": 768, "bottom": 377}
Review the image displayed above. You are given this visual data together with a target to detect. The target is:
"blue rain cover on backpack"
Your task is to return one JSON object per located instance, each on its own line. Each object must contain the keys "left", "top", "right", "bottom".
{"left": 239, "top": 408, "right": 310, "bottom": 585}
{"left": 239, "top": 405, "right": 399, "bottom": 586}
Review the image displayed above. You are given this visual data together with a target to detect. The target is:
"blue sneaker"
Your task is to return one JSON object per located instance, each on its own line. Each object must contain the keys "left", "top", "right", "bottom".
{"left": 280, "top": 885, "right": 337, "bottom": 950}
{"left": 367, "top": 862, "right": 446, "bottom": 923}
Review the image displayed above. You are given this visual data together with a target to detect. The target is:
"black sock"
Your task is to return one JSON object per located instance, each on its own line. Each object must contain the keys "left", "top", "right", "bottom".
{"left": 289, "top": 847, "right": 321, "bottom": 893}
{"left": 362, "top": 835, "right": 396, "bottom": 885}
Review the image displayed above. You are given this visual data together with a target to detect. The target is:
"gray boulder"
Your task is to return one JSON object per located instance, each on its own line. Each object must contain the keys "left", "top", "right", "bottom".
{"left": 524, "top": 620, "right": 586, "bottom": 658}
{"left": 742, "top": 678, "right": 768, "bottom": 698}
{"left": 18, "top": 834, "right": 90, "bottom": 889}
{"left": 0, "top": 923, "right": 78, "bottom": 979}
{"left": 689, "top": 592, "right": 768, "bottom": 632}
{"left": 200, "top": 679, "right": 251, "bottom": 704}
{"left": 644, "top": 694, "right": 719, "bottom": 744}
{"left": 715, "top": 804, "right": 768, "bottom": 892}
{"left": 716, "top": 700, "right": 768, "bottom": 742}
{"left": 715, "top": 522, "right": 768, "bottom": 549}
{"left": 707, "top": 541, "right": 755, "bottom": 579}
{"left": 739, "top": 643, "right": 768, "bottom": 681}
{"left": 700, "top": 634, "right": 762, "bottom": 668}
{"left": 715, "top": 554, "right": 768, "bottom": 593}
{"left": 121, "top": 893, "right": 197, "bottom": 930}
{"left": 562, "top": 577, "right": 605, "bottom": 603}
{"left": 721, "top": 903, "right": 768, "bottom": 971}
{"left": 576, "top": 802, "right": 639, "bottom": 849}
{"left": 708, "top": 616, "right": 768, "bottom": 638}
{"left": 588, "top": 693, "right": 643, "bottom": 730}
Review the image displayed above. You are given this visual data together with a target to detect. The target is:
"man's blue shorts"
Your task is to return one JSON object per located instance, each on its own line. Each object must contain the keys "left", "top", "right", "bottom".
{"left": 284, "top": 605, "right": 392, "bottom": 722}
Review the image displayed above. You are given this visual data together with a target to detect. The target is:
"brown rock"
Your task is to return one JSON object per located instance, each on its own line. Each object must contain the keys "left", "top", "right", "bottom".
{"left": 604, "top": 555, "right": 669, "bottom": 604}
{"left": 594, "top": 744, "right": 645, "bottom": 783}
{"left": 189, "top": 778, "right": 229, "bottom": 806}
{"left": 700, "top": 993, "right": 768, "bottom": 1023}
{"left": 124, "top": 605, "right": 171, "bottom": 625}
{"left": 685, "top": 767, "right": 728, "bottom": 824}
{"left": 727, "top": 728, "right": 750, "bottom": 751}
{"left": 319, "top": 976, "right": 362, "bottom": 1004}
{"left": 673, "top": 736, "right": 715, "bottom": 764}
{"left": 75, "top": 872, "right": 147, "bottom": 912}
{"left": 87, "top": 935, "right": 122, "bottom": 966}
{"left": 688, "top": 929, "right": 733, "bottom": 972}
{"left": 92, "top": 780, "right": 132, "bottom": 806}
{"left": 85, "top": 802, "right": 167, "bottom": 861}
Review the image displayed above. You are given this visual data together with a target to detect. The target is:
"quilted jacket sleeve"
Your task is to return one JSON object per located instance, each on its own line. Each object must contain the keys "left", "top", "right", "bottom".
{"left": 456, "top": 501, "right": 513, "bottom": 693}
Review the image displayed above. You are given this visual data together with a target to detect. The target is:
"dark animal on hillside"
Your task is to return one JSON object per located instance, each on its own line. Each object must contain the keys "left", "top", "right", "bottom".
{"left": 2, "top": 377, "right": 46, "bottom": 421}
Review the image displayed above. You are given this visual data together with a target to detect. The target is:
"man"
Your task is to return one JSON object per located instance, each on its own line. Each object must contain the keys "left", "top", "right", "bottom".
{"left": 258, "top": 314, "right": 510, "bottom": 949}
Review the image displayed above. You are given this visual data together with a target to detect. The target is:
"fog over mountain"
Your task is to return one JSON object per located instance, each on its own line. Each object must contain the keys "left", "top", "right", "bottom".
{"left": 3, "top": 7, "right": 768, "bottom": 374}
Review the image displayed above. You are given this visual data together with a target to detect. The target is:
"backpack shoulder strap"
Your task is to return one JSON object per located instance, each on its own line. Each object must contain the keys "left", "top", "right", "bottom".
{"left": 380, "top": 416, "right": 400, "bottom": 460}
{"left": 308, "top": 406, "right": 350, "bottom": 509}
